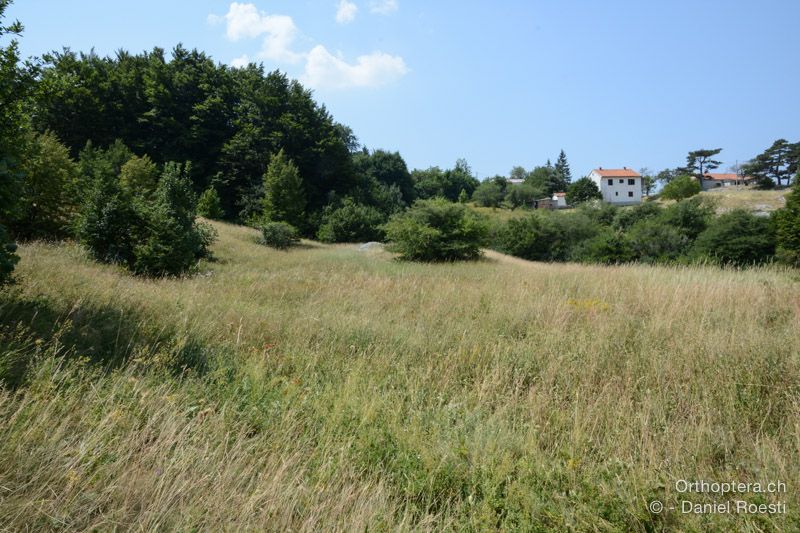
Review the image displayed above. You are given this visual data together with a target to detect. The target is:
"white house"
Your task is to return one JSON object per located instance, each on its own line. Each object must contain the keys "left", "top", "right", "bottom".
{"left": 588, "top": 167, "right": 642, "bottom": 205}
{"left": 700, "top": 173, "right": 754, "bottom": 191}
{"left": 553, "top": 192, "right": 567, "bottom": 208}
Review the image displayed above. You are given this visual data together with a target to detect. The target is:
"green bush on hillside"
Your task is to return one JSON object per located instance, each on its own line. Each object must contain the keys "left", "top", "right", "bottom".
{"left": 384, "top": 198, "right": 488, "bottom": 261}
{"left": 76, "top": 157, "right": 215, "bottom": 276}
{"left": 317, "top": 199, "right": 386, "bottom": 243}
{"left": 775, "top": 187, "right": 800, "bottom": 266}
{"left": 691, "top": 209, "right": 775, "bottom": 266}
{"left": 661, "top": 174, "right": 701, "bottom": 201}
{"left": 261, "top": 221, "right": 300, "bottom": 250}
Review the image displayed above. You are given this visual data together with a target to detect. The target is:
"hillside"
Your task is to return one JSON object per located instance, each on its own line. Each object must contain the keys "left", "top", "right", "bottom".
{"left": 699, "top": 187, "right": 788, "bottom": 214}
{"left": 1, "top": 222, "right": 799, "bottom": 531}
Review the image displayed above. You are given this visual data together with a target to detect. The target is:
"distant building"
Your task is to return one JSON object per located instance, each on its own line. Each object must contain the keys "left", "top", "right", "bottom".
{"left": 700, "top": 173, "right": 755, "bottom": 191}
{"left": 553, "top": 192, "right": 567, "bottom": 208}
{"left": 507, "top": 178, "right": 525, "bottom": 185}
{"left": 534, "top": 197, "right": 557, "bottom": 210}
{"left": 588, "top": 167, "right": 642, "bottom": 205}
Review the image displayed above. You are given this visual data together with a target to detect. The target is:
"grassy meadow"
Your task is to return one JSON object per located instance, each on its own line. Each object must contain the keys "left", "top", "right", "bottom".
{"left": 1, "top": 220, "right": 799, "bottom": 531}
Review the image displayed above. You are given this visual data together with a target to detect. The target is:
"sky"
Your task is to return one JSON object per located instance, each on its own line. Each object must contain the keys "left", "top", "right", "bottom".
{"left": 7, "top": 0, "right": 800, "bottom": 180}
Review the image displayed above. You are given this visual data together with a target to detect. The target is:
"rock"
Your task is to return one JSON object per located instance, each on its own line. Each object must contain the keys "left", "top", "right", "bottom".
{"left": 358, "top": 242, "right": 384, "bottom": 252}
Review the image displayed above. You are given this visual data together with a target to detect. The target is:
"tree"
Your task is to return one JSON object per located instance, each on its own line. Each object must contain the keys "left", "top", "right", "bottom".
{"left": 14, "top": 131, "right": 80, "bottom": 239}
{"left": 775, "top": 186, "right": 800, "bottom": 266}
{"left": 683, "top": 148, "right": 723, "bottom": 176}
{"left": 566, "top": 177, "right": 601, "bottom": 205}
{"left": 661, "top": 175, "right": 701, "bottom": 201}
{"left": 509, "top": 166, "right": 527, "bottom": 182}
{"left": 743, "top": 139, "right": 799, "bottom": 188}
{"left": 133, "top": 163, "right": 215, "bottom": 276}
{"left": 197, "top": 186, "right": 224, "bottom": 219}
{"left": 506, "top": 183, "right": 541, "bottom": 209}
{"left": 353, "top": 148, "right": 414, "bottom": 204}
{"left": 472, "top": 179, "right": 504, "bottom": 208}
{"left": 656, "top": 168, "right": 678, "bottom": 185}
{"left": 262, "top": 149, "right": 306, "bottom": 229}
{"left": 526, "top": 165, "right": 560, "bottom": 196}
{"left": 119, "top": 154, "right": 159, "bottom": 198}
{"left": 639, "top": 168, "right": 656, "bottom": 196}
{"left": 0, "top": 0, "right": 28, "bottom": 285}
{"left": 384, "top": 198, "right": 488, "bottom": 261}
{"left": 457, "top": 188, "right": 469, "bottom": 204}
{"left": 412, "top": 161, "right": 479, "bottom": 201}
{"left": 554, "top": 150, "right": 572, "bottom": 189}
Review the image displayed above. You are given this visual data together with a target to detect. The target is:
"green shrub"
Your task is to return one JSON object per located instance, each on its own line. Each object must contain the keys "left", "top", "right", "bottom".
{"left": 658, "top": 196, "right": 713, "bottom": 240}
{"left": 578, "top": 201, "right": 618, "bottom": 226}
{"left": 692, "top": 209, "right": 775, "bottom": 266}
{"left": 496, "top": 213, "right": 559, "bottom": 261}
{"left": 197, "top": 186, "right": 224, "bottom": 219}
{"left": 384, "top": 198, "right": 488, "bottom": 261}
{"left": 77, "top": 161, "right": 215, "bottom": 276}
{"left": 261, "top": 221, "right": 300, "bottom": 250}
{"left": 626, "top": 219, "right": 689, "bottom": 263}
{"left": 612, "top": 202, "right": 662, "bottom": 230}
{"left": 571, "top": 230, "right": 634, "bottom": 264}
{"left": 775, "top": 187, "right": 800, "bottom": 266}
{"left": 317, "top": 199, "right": 386, "bottom": 243}
{"left": 661, "top": 174, "right": 701, "bottom": 201}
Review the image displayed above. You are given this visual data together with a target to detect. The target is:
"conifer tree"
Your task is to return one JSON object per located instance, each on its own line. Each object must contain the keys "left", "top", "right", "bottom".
{"left": 262, "top": 149, "right": 306, "bottom": 229}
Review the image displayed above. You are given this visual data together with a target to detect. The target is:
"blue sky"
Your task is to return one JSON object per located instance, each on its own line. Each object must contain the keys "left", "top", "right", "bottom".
{"left": 8, "top": 0, "right": 800, "bottom": 179}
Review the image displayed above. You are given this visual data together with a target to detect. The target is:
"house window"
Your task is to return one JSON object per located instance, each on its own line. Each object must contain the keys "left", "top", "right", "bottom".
{"left": 628, "top": 191, "right": 634, "bottom": 197}
{"left": 615, "top": 191, "right": 619, "bottom": 196}
{"left": 628, "top": 179, "right": 635, "bottom": 185}
{"left": 607, "top": 179, "right": 613, "bottom": 186}
{"left": 619, "top": 179, "right": 624, "bottom": 183}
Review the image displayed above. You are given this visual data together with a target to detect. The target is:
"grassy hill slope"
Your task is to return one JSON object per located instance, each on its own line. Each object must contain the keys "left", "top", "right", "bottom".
{"left": 1, "top": 221, "right": 798, "bottom": 531}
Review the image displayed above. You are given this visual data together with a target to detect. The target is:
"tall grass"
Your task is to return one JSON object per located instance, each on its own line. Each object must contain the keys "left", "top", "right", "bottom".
{"left": 1, "top": 220, "right": 798, "bottom": 530}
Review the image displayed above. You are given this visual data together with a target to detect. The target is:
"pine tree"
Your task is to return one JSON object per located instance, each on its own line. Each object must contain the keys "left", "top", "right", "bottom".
{"left": 554, "top": 149, "right": 572, "bottom": 192}
{"left": 197, "top": 186, "right": 224, "bottom": 219}
{"left": 262, "top": 149, "right": 306, "bottom": 230}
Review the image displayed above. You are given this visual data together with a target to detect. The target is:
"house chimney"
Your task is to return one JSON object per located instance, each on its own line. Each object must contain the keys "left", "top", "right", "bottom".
{"left": 623, "top": 166, "right": 627, "bottom": 170}
{"left": 599, "top": 166, "right": 602, "bottom": 170}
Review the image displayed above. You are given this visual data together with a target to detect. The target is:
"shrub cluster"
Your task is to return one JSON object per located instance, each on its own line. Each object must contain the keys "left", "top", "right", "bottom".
{"left": 494, "top": 197, "right": 780, "bottom": 266}
{"left": 76, "top": 158, "right": 215, "bottom": 276}
{"left": 384, "top": 198, "right": 489, "bottom": 261}
{"left": 260, "top": 221, "right": 300, "bottom": 250}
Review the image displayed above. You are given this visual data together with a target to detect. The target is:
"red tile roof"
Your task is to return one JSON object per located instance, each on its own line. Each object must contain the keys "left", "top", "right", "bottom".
{"left": 593, "top": 168, "right": 641, "bottom": 177}
{"left": 554, "top": 192, "right": 566, "bottom": 197}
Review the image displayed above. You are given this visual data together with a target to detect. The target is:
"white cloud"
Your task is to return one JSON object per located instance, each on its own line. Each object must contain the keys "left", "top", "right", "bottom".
{"left": 368, "top": 0, "right": 398, "bottom": 15}
{"left": 231, "top": 54, "right": 251, "bottom": 68}
{"left": 218, "top": 2, "right": 302, "bottom": 63}
{"left": 302, "top": 45, "right": 408, "bottom": 89}
{"left": 335, "top": 0, "right": 358, "bottom": 23}
{"left": 210, "top": 2, "right": 409, "bottom": 90}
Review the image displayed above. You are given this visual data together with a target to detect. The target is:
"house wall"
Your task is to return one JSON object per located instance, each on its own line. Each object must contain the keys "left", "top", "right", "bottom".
{"left": 589, "top": 171, "right": 642, "bottom": 205}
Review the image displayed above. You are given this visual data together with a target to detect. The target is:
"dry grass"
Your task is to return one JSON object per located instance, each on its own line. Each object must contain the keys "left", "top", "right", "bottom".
{"left": 1, "top": 220, "right": 799, "bottom": 531}
{"left": 699, "top": 188, "right": 788, "bottom": 214}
